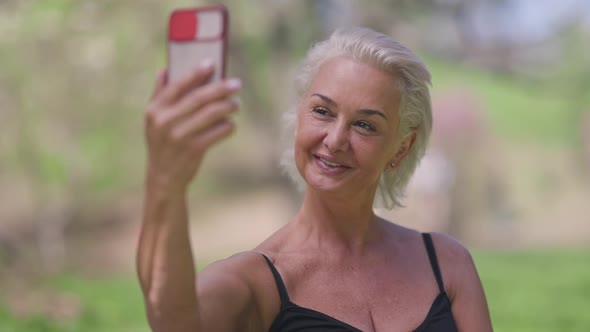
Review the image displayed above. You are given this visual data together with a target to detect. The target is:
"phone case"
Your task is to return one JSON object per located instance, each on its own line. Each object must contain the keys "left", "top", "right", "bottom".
{"left": 167, "top": 6, "right": 228, "bottom": 83}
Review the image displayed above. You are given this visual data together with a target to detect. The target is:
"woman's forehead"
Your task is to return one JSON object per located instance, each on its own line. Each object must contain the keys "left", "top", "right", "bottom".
{"left": 307, "top": 56, "right": 401, "bottom": 113}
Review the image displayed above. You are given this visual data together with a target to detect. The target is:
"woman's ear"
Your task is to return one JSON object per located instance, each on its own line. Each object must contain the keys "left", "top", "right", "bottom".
{"left": 388, "top": 129, "right": 418, "bottom": 171}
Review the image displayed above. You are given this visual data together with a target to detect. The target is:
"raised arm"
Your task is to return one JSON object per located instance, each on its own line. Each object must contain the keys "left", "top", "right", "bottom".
{"left": 136, "top": 64, "right": 246, "bottom": 331}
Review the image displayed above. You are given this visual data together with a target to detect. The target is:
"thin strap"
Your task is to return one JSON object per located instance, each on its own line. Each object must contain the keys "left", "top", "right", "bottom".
{"left": 261, "top": 254, "right": 290, "bottom": 305}
{"left": 422, "top": 233, "right": 445, "bottom": 293}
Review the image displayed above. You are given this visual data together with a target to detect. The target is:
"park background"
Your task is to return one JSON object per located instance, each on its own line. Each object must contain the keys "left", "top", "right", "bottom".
{"left": 1, "top": 0, "right": 589, "bottom": 331}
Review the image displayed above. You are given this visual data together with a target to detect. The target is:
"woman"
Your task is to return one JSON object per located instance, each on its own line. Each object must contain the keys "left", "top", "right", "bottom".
{"left": 137, "top": 27, "right": 493, "bottom": 332}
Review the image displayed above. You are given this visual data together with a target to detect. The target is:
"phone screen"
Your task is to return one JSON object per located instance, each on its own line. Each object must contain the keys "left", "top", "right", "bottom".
{"left": 168, "top": 6, "right": 228, "bottom": 83}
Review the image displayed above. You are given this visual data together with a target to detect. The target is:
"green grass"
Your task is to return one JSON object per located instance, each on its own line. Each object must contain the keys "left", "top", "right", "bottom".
{"left": 0, "top": 276, "right": 149, "bottom": 332}
{"left": 474, "top": 249, "right": 590, "bottom": 332}
{"left": 1, "top": 250, "right": 589, "bottom": 331}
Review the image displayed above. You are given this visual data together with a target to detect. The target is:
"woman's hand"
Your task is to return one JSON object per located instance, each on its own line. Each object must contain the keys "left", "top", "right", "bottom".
{"left": 145, "top": 62, "right": 241, "bottom": 195}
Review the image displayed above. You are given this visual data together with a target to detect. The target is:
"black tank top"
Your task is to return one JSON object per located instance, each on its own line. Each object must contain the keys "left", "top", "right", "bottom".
{"left": 262, "top": 233, "right": 458, "bottom": 332}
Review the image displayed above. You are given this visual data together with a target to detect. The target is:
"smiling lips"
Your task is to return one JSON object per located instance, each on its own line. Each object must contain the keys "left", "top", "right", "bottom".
{"left": 313, "top": 154, "right": 351, "bottom": 175}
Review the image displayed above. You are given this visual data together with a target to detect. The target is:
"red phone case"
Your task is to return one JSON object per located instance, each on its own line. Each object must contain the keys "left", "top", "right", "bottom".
{"left": 167, "top": 5, "right": 228, "bottom": 83}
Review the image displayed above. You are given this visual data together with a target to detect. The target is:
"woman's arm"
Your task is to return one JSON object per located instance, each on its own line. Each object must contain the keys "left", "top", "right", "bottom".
{"left": 431, "top": 233, "right": 494, "bottom": 332}
{"left": 136, "top": 65, "right": 248, "bottom": 332}
{"left": 137, "top": 183, "right": 199, "bottom": 331}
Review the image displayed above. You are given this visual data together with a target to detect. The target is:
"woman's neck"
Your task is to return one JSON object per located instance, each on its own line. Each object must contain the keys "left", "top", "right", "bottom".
{"left": 293, "top": 188, "right": 381, "bottom": 256}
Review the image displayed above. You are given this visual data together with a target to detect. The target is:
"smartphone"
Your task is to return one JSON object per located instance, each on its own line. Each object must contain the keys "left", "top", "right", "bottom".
{"left": 167, "top": 5, "right": 228, "bottom": 83}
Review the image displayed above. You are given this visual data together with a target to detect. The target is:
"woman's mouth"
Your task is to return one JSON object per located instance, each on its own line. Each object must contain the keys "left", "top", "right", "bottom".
{"left": 319, "top": 157, "right": 342, "bottom": 167}
{"left": 313, "top": 154, "right": 351, "bottom": 175}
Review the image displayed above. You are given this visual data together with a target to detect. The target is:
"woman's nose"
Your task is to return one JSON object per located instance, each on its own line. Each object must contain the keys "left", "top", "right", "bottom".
{"left": 323, "top": 122, "right": 350, "bottom": 152}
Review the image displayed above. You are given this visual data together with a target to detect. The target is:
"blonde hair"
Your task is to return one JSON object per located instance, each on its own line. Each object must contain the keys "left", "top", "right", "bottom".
{"left": 281, "top": 27, "right": 432, "bottom": 209}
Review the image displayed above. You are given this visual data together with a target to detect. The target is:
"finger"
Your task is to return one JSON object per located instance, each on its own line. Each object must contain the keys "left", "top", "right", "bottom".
{"left": 193, "top": 119, "right": 235, "bottom": 152}
{"left": 169, "top": 78, "right": 241, "bottom": 121}
{"left": 157, "top": 61, "right": 215, "bottom": 106}
{"left": 150, "top": 69, "right": 168, "bottom": 101}
{"left": 147, "top": 77, "right": 241, "bottom": 135}
{"left": 172, "top": 99, "right": 239, "bottom": 141}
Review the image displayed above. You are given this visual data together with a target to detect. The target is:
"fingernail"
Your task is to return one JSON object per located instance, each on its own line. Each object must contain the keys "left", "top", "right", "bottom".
{"left": 226, "top": 78, "right": 241, "bottom": 90}
{"left": 199, "top": 59, "right": 214, "bottom": 70}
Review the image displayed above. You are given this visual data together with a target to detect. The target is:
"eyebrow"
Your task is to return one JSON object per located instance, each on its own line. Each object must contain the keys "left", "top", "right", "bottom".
{"left": 311, "top": 93, "right": 388, "bottom": 120}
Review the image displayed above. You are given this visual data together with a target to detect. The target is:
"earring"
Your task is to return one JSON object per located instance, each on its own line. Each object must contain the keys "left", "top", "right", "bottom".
{"left": 390, "top": 162, "right": 396, "bottom": 168}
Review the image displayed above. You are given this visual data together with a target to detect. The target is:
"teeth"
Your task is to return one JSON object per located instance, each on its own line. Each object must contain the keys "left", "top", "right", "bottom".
{"left": 321, "top": 158, "right": 342, "bottom": 167}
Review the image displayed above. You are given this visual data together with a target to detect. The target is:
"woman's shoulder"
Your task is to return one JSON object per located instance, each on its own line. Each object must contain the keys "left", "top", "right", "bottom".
{"left": 380, "top": 220, "right": 476, "bottom": 299}
{"left": 197, "top": 250, "right": 276, "bottom": 303}
{"left": 200, "top": 251, "right": 270, "bottom": 281}
{"left": 426, "top": 232, "right": 479, "bottom": 301}
{"left": 200, "top": 251, "right": 281, "bottom": 294}
{"left": 380, "top": 219, "right": 472, "bottom": 264}
{"left": 196, "top": 251, "right": 282, "bottom": 330}
{"left": 427, "top": 232, "right": 473, "bottom": 261}
{"left": 423, "top": 233, "right": 493, "bottom": 330}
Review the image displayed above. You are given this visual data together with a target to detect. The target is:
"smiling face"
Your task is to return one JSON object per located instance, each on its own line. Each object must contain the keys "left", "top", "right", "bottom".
{"left": 294, "top": 56, "right": 404, "bottom": 199}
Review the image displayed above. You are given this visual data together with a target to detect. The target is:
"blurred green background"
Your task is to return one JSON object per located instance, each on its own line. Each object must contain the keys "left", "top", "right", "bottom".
{"left": 1, "top": 0, "right": 589, "bottom": 331}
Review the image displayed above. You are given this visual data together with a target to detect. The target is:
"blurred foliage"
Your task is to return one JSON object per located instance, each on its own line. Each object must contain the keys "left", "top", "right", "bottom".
{"left": 1, "top": 250, "right": 589, "bottom": 332}
{"left": 1, "top": 0, "right": 166, "bottom": 195}
{"left": 428, "top": 59, "right": 575, "bottom": 146}
{"left": 1, "top": 0, "right": 586, "bottom": 199}
{"left": 0, "top": 0, "right": 590, "bottom": 196}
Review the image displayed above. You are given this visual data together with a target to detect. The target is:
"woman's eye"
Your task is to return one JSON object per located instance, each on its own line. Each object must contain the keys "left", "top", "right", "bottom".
{"left": 312, "top": 107, "right": 331, "bottom": 117}
{"left": 355, "top": 120, "right": 376, "bottom": 132}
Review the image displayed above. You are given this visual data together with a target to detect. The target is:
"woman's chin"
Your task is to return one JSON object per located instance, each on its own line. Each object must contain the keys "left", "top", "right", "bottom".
{"left": 303, "top": 173, "right": 350, "bottom": 194}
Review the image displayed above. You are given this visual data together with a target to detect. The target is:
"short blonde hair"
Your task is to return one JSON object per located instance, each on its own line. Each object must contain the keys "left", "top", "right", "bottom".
{"left": 280, "top": 27, "right": 432, "bottom": 209}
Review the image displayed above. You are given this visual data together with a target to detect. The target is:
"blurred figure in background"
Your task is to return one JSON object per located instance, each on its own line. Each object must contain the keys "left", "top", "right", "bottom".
{"left": 429, "top": 87, "right": 511, "bottom": 237}
{"left": 386, "top": 86, "right": 512, "bottom": 239}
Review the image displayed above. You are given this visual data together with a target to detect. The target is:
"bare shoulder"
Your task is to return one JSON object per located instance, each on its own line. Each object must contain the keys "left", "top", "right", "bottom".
{"left": 428, "top": 232, "right": 493, "bottom": 331}
{"left": 427, "top": 232, "right": 476, "bottom": 298}
{"left": 428, "top": 231, "right": 470, "bottom": 256}
{"left": 427, "top": 232, "right": 474, "bottom": 268}
{"left": 196, "top": 251, "right": 273, "bottom": 331}
{"left": 200, "top": 251, "right": 266, "bottom": 277}
{"left": 198, "top": 251, "right": 272, "bottom": 301}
